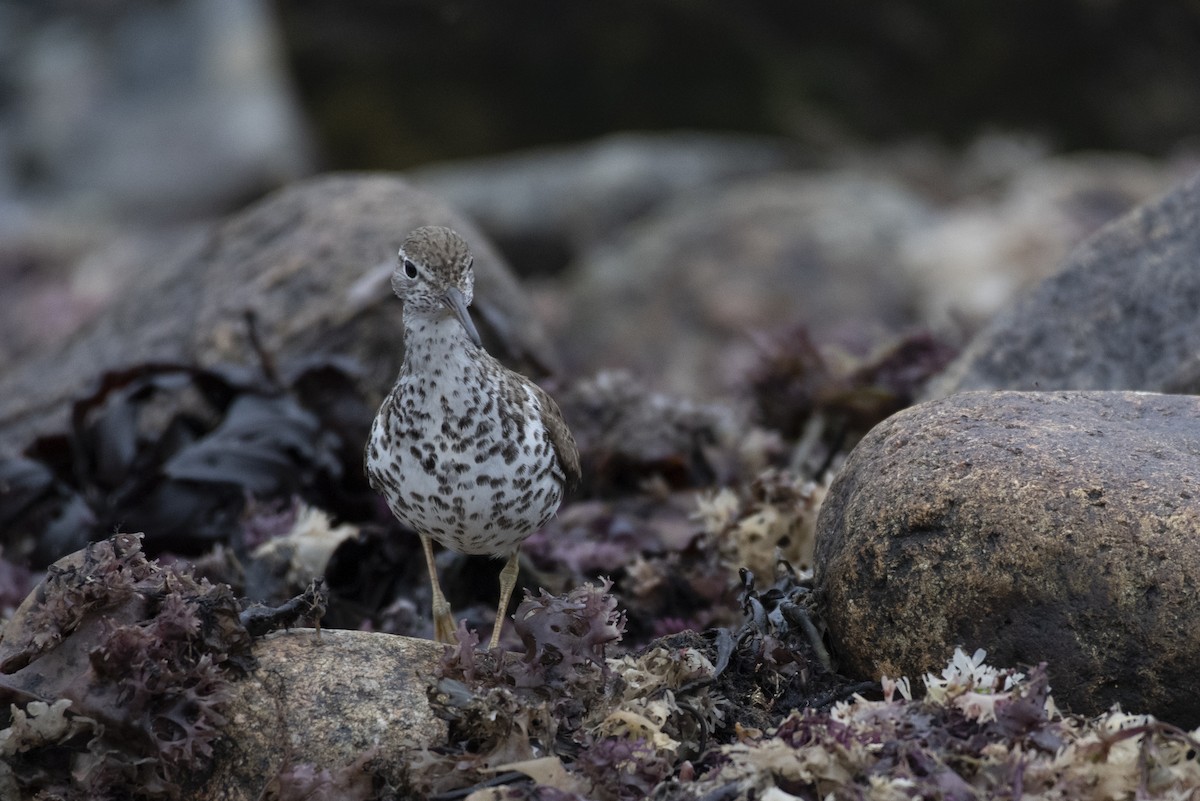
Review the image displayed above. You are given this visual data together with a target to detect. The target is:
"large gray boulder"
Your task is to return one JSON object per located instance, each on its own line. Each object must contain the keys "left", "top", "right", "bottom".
{"left": 0, "top": 174, "right": 554, "bottom": 454}
{"left": 927, "top": 170, "right": 1200, "bottom": 396}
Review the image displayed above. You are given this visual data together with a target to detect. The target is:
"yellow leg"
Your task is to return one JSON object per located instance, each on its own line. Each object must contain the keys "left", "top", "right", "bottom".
{"left": 490, "top": 551, "right": 520, "bottom": 650}
{"left": 421, "top": 534, "right": 456, "bottom": 643}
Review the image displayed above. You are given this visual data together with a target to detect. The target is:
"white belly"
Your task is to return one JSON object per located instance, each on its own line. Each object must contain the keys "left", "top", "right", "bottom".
{"left": 366, "top": 368, "right": 564, "bottom": 556}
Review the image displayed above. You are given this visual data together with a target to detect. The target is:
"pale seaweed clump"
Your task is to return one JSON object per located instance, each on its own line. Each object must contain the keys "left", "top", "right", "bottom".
{"left": 690, "top": 647, "right": 1200, "bottom": 800}
{"left": 693, "top": 468, "right": 828, "bottom": 583}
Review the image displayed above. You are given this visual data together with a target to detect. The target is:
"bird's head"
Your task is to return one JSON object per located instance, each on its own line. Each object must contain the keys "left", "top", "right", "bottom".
{"left": 394, "top": 226, "right": 482, "bottom": 346}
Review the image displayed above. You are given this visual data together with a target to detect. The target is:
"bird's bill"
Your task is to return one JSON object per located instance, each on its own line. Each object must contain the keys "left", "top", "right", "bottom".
{"left": 443, "top": 287, "right": 483, "bottom": 347}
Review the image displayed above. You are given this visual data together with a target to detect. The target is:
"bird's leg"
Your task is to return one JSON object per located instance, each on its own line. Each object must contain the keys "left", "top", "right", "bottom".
{"left": 420, "top": 534, "right": 456, "bottom": 643}
{"left": 490, "top": 551, "right": 520, "bottom": 650}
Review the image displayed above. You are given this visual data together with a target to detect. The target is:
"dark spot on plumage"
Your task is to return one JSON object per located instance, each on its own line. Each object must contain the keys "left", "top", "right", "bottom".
{"left": 501, "top": 442, "right": 519, "bottom": 464}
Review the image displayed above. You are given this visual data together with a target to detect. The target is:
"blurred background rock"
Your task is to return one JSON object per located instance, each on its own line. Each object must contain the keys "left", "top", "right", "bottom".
{"left": 1, "top": 0, "right": 1198, "bottom": 395}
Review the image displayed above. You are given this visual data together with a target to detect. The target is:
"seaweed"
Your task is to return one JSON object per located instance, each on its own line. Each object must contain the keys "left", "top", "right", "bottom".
{"left": 0, "top": 533, "right": 252, "bottom": 799}
{"left": 0, "top": 358, "right": 372, "bottom": 568}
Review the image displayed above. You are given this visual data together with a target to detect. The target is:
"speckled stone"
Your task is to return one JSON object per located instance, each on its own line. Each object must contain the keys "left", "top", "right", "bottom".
{"left": 189, "top": 628, "right": 444, "bottom": 801}
{"left": 815, "top": 390, "right": 1200, "bottom": 725}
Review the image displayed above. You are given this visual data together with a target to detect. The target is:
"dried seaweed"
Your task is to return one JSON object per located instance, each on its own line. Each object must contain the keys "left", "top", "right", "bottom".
{"left": 0, "top": 533, "right": 256, "bottom": 800}
{"left": 417, "top": 573, "right": 851, "bottom": 800}
{"left": 746, "top": 325, "right": 956, "bottom": 461}
{"left": 556, "top": 370, "right": 730, "bottom": 496}
{"left": 0, "top": 359, "right": 373, "bottom": 569}
{"left": 427, "top": 631, "right": 1200, "bottom": 801}
{"left": 239, "top": 578, "right": 329, "bottom": 638}
{"left": 689, "top": 648, "right": 1200, "bottom": 800}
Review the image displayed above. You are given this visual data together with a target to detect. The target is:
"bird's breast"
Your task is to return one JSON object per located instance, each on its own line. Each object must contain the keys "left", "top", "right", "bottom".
{"left": 366, "top": 363, "right": 565, "bottom": 556}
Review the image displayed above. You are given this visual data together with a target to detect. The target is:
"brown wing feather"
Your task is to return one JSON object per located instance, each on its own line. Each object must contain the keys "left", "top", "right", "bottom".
{"left": 530, "top": 383, "right": 582, "bottom": 495}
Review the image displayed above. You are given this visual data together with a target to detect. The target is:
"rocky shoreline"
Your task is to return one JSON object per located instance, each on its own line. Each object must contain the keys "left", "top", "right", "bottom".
{"left": 2, "top": 143, "right": 1199, "bottom": 799}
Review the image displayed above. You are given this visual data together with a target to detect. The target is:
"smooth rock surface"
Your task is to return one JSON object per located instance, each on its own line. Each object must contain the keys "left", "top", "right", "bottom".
{"left": 559, "top": 172, "right": 932, "bottom": 397}
{"left": 0, "top": 174, "right": 554, "bottom": 454}
{"left": 409, "top": 132, "right": 804, "bottom": 275}
{"left": 814, "top": 390, "right": 1200, "bottom": 724}
{"left": 190, "top": 628, "right": 444, "bottom": 800}
{"left": 927, "top": 169, "right": 1200, "bottom": 397}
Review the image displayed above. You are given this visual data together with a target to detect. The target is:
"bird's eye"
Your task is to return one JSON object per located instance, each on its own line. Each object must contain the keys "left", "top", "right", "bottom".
{"left": 402, "top": 258, "right": 418, "bottom": 279}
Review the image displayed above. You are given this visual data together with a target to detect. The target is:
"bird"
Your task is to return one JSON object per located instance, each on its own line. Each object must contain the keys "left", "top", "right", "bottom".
{"left": 365, "top": 226, "right": 580, "bottom": 649}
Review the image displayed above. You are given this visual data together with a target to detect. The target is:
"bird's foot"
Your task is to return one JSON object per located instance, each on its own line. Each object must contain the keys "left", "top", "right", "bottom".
{"left": 432, "top": 598, "right": 457, "bottom": 644}
{"left": 488, "top": 622, "right": 504, "bottom": 651}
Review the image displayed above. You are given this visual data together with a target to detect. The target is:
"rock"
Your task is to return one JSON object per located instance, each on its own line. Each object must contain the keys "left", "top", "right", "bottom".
{"left": 0, "top": 174, "right": 556, "bottom": 454}
{"left": 897, "top": 150, "right": 1184, "bottom": 329}
{"left": 189, "top": 628, "right": 444, "bottom": 800}
{"left": 926, "top": 169, "right": 1200, "bottom": 397}
{"left": 1, "top": 0, "right": 312, "bottom": 220}
{"left": 814, "top": 390, "right": 1200, "bottom": 725}
{"left": 409, "top": 132, "right": 804, "bottom": 276}
{"left": 558, "top": 172, "right": 933, "bottom": 398}
{"left": 0, "top": 224, "right": 206, "bottom": 376}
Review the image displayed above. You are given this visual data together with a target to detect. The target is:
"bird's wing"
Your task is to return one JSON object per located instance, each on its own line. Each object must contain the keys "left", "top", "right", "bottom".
{"left": 531, "top": 383, "right": 582, "bottom": 495}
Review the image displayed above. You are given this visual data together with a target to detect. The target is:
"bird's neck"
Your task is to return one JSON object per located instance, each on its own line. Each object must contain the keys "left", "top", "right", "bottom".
{"left": 402, "top": 311, "right": 478, "bottom": 371}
